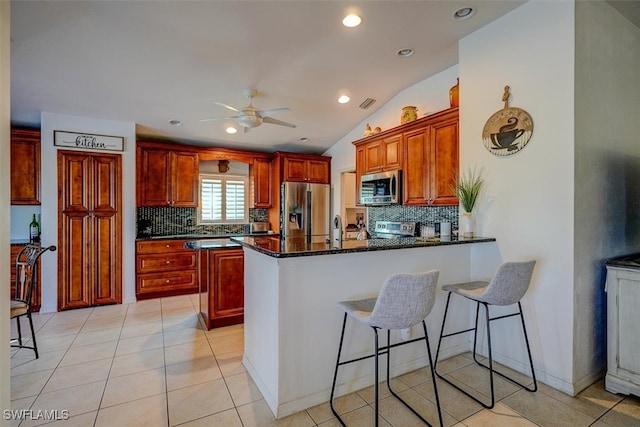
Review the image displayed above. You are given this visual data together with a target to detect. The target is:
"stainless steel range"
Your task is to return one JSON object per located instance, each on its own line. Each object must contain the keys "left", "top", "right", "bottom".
{"left": 374, "top": 221, "right": 416, "bottom": 239}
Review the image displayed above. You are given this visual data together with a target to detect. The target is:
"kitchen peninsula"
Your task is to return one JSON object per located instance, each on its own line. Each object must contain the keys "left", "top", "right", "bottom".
{"left": 206, "top": 235, "right": 497, "bottom": 418}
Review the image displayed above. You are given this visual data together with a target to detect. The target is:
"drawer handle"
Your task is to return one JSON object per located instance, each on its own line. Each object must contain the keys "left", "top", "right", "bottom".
{"left": 166, "top": 261, "right": 171, "bottom": 264}
{"left": 166, "top": 279, "right": 170, "bottom": 283}
{"left": 165, "top": 244, "right": 170, "bottom": 248}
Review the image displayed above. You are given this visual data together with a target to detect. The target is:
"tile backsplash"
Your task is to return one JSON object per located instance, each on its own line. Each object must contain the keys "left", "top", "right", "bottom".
{"left": 367, "top": 204, "right": 459, "bottom": 235}
{"left": 136, "top": 207, "right": 269, "bottom": 237}
{"left": 137, "top": 205, "right": 458, "bottom": 238}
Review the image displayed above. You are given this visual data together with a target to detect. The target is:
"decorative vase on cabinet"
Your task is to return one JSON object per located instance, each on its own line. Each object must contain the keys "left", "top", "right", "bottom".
{"left": 449, "top": 78, "right": 460, "bottom": 108}
{"left": 401, "top": 106, "right": 418, "bottom": 124}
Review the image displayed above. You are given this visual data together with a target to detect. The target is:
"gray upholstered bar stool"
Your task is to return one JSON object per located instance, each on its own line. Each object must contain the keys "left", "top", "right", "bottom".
{"left": 330, "top": 271, "right": 443, "bottom": 427}
{"left": 434, "top": 260, "right": 537, "bottom": 409}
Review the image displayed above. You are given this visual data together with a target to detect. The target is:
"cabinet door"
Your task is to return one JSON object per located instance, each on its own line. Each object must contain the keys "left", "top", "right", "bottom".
{"left": 208, "top": 249, "right": 244, "bottom": 327}
{"left": 364, "top": 140, "right": 384, "bottom": 173}
{"left": 282, "top": 157, "right": 307, "bottom": 182}
{"left": 10, "top": 129, "right": 41, "bottom": 205}
{"left": 58, "top": 151, "right": 122, "bottom": 310}
{"left": 91, "top": 155, "right": 122, "bottom": 306}
{"left": 58, "top": 152, "right": 93, "bottom": 310}
{"left": 617, "top": 271, "right": 640, "bottom": 377}
{"left": 355, "top": 146, "right": 366, "bottom": 206}
{"left": 252, "top": 158, "right": 273, "bottom": 207}
{"left": 403, "top": 128, "right": 429, "bottom": 205}
{"left": 383, "top": 135, "right": 403, "bottom": 171}
{"left": 429, "top": 117, "right": 459, "bottom": 205}
{"left": 171, "top": 152, "right": 199, "bottom": 207}
{"left": 138, "top": 149, "right": 171, "bottom": 206}
{"left": 307, "top": 159, "right": 330, "bottom": 184}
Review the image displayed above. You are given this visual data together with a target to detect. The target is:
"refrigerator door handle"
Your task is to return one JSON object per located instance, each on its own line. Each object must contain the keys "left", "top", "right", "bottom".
{"left": 306, "top": 189, "right": 312, "bottom": 241}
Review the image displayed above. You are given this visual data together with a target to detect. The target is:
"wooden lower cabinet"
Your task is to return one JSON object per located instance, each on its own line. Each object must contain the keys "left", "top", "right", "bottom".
{"left": 136, "top": 239, "right": 198, "bottom": 299}
{"left": 10, "top": 244, "right": 41, "bottom": 312}
{"left": 199, "top": 248, "right": 244, "bottom": 329}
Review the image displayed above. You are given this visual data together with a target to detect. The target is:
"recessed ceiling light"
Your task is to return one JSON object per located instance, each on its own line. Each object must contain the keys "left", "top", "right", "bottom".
{"left": 168, "top": 119, "right": 182, "bottom": 126}
{"left": 226, "top": 127, "right": 237, "bottom": 134}
{"left": 397, "top": 48, "right": 414, "bottom": 58}
{"left": 299, "top": 137, "right": 310, "bottom": 143}
{"left": 338, "top": 95, "right": 351, "bottom": 104}
{"left": 342, "top": 14, "right": 362, "bottom": 28}
{"left": 453, "top": 7, "right": 475, "bottom": 20}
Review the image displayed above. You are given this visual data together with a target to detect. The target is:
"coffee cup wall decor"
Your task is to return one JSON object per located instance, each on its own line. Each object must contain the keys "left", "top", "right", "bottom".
{"left": 482, "top": 86, "right": 533, "bottom": 156}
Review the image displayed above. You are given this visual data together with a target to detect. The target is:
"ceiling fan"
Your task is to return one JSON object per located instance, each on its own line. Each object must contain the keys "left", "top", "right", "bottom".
{"left": 200, "top": 89, "right": 296, "bottom": 132}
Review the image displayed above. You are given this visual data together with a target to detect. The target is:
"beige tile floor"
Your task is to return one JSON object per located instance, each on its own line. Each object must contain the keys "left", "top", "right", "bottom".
{"left": 9, "top": 295, "right": 640, "bottom": 426}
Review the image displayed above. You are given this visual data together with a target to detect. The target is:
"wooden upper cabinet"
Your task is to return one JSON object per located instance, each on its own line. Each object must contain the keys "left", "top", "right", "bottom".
{"left": 403, "top": 127, "right": 430, "bottom": 205}
{"left": 277, "top": 152, "right": 331, "bottom": 184}
{"left": 10, "top": 128, "right": 41, "bottom": 205}
{"left": 353, "top": 107, "right": 459, "bottom": 207}
{"left": 383, "top": 135, "right": 403, "bottom": 171}
{"left": 136, "top": 143, "right": 198, "bottom": 207}
{"left": 171, "top": 151, "right": 199, "bottom": 207}
{"left": 363, "top": 140, "right": 384, "bottom": 173}
{"left": 403, "top": 109, "right": 459, "bottom": 206}
{"left": 354, "top": 134, "right": 403, "bottom": 175}
{"left": 250, "top": 158, "right": 272, "bottom": 208}
{"left": 428, "top": 115, "right": 459, "bottom": 205}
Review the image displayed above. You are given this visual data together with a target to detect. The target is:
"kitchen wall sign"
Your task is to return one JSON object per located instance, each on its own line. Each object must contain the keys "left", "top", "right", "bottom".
{"left": 54, "top": 130, "right": 124, "bottom": 152}
{"left": 481, "top": 86, "right": 533, "bottom": 156}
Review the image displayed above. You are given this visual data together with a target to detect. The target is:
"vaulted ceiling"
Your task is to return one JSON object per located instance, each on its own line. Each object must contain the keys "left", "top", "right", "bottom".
{"left": 10, "top": 1, "right": 553, "bottom": 154}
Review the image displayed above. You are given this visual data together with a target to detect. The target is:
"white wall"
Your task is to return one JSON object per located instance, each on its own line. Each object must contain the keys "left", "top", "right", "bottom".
{"left": 39, "top": 112, "right": 137, "bottom": 312}
{"left": 1, "top": 1, "right": 12, "bottom": 420}
{"left": 573, "top": 1, "right": 640, "bottom": 388}
{"left": 461, "top": 1, "right": 577, "bottom": 393}
{"left": 324, "top": 66, "right": 458, "bottom": 222}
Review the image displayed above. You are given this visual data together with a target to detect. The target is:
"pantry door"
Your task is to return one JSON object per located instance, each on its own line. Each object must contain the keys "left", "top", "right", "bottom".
{"left": 58, "top": 150, "right": 122, "bottom": 310}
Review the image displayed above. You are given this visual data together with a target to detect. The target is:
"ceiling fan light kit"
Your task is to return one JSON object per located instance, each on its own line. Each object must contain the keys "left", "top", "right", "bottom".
{"left": 201, "top": 88, "right": 296, "bottom": 131}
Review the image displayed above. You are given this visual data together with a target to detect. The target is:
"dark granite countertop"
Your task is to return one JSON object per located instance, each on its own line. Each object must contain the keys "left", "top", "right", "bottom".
{"left": 226, "top": 235, "right": 496, "bottom": 258}
{"left": 185, "top": 239, "right": 242, "bottom": 250}
{"left": 136, "top": 232, "right": 275, "bottom": 241}
{"left": 11, "top": 239, "right": 31, "bottom": 245}
{"left": 606, "top": 253, "right": 640, "bottom": 270}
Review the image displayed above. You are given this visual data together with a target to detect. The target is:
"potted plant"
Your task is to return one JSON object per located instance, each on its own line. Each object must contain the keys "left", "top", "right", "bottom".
{"left": 452, "top": 167, "right": 484, "bottom": 238}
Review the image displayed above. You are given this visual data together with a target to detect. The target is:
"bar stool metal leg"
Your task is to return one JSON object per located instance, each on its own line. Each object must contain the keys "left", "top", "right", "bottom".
{"left": 330, "top": 313, "right": 348, "bottom": 426}
{"left": 435, "top": 295, "right": 537, "bottom": 409}
{"left": 331, "top": 318, "right": 444, "bottom": 426}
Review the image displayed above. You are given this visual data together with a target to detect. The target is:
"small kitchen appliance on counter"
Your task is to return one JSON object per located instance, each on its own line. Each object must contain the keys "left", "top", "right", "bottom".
{"left": 250, "top": 222, "right": 271, "bottom": 234}
{"left": 373, "top": 221, "right": 416, "bottom": 239}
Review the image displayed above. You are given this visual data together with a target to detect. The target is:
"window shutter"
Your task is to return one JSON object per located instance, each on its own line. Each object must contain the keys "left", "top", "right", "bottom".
{"left": 199, "top": 175, "right": 247, "bottom": 223}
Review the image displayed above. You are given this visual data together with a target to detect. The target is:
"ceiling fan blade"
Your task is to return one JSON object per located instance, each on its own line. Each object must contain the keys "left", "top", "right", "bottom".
{"left": 263, "top": 116, "right": 297, "bottom": 128}
{"left": 199, "top": 116, "right": 238, "bottom": 122}
{"left": 258, "top": 107, "right": 289, "bottom": 118}
{"left": 214, "top": 102, "right": 240, "bottom": 112}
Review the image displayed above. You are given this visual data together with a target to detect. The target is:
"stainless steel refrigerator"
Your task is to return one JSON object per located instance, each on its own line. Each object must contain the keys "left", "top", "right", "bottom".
{"left": 280, "top": 182, "right": 331, "bottom": 242}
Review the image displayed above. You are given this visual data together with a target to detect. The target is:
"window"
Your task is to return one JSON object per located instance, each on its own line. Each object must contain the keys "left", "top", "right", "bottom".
{"left": 199, "top": 174, "right": 248, "bottom": 224}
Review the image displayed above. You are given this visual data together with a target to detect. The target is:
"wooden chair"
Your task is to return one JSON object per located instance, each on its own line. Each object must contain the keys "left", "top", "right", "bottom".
{"left": 10, "top": 244, "right": 56, "bottom": 359}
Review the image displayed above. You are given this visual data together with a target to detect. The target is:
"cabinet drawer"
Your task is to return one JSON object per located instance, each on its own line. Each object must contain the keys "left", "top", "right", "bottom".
{"left": 136, "top": 239, "right": 192, "bottom": 254}
{"left": 136, "top": 253, "right": 197, "bottom": 273}
{"left": 136, "top": 270, "right": 198, "bottom": 295}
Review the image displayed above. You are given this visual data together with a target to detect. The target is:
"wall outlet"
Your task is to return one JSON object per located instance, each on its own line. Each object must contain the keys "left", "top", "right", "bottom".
{"left": 401, "top": 328, "right": 411, "bottom": 341}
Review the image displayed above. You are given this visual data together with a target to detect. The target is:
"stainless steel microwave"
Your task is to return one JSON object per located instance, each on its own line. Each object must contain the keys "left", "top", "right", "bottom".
{"left": 360, "top": 170, "right": 401, "bottom": 205}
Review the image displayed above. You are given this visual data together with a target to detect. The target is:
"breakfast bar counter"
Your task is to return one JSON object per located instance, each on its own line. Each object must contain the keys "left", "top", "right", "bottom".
{"left": 230, "top": 234, "right": 495, "bottom": 258}
{"left": 229, "top": 234, "right": 497, "bottom": 418}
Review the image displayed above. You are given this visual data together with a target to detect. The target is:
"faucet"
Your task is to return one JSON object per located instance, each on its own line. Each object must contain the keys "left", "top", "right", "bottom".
{"left": 333, "top": 215, "right": 343, "bottom": 248}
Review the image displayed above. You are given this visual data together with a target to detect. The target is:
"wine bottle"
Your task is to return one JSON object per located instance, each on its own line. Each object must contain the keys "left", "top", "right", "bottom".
{"left": 29, "top": 214, "right": 40, "bottom": 243}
